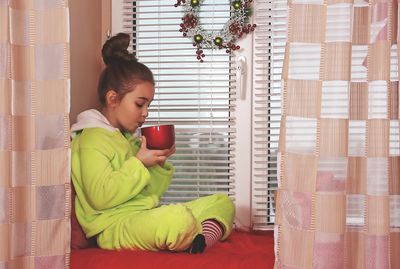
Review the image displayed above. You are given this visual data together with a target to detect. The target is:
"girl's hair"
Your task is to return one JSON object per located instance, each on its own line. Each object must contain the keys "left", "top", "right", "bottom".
{"left": 98, "top": 33, "right": 154, "bottom": 106}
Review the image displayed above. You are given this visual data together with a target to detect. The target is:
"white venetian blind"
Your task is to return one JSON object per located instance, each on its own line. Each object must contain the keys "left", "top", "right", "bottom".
{"left": 251, "top": 0, "right": 286, "bottom": 229}
{"left": 121, "top": 0, "right": 237, "bottom": 203}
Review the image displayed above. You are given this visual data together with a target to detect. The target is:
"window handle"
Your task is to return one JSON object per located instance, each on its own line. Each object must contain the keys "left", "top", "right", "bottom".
{"left": 236, "top": 56, "right": 247, "bottom": 100}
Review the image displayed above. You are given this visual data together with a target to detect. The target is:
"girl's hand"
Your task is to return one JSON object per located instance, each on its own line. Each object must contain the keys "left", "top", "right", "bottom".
{"left": 159, "top": 144, "right": 176, "bottom": 167}
{"left": 136, "top": 136, "right": 175, "bottom": 167}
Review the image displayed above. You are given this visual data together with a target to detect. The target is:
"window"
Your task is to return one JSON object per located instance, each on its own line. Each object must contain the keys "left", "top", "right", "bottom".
{"left": 251, "top": 0, "right": 286, "bottom": 229}
{"left": 112, "top": 0, "right": 286, "bottom": 230}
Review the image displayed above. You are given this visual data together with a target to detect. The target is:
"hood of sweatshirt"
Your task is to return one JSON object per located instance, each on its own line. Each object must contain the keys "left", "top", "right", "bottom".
{"left": 70, "top": 109, "right": 118, "bottom": 137}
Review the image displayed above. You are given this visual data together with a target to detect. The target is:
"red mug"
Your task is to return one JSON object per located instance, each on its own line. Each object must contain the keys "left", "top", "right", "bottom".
{"left": 140, "top": 124, "right": 175, "bottom": 150}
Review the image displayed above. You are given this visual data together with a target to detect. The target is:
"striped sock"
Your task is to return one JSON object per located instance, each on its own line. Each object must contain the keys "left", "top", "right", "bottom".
{"left": 201, "top": 219, "right": 224, "bottom": 249}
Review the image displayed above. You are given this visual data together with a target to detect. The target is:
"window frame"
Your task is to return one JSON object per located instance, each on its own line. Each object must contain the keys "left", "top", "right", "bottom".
{"left": 111, "top": 0, "right": 280, "bottom": 230}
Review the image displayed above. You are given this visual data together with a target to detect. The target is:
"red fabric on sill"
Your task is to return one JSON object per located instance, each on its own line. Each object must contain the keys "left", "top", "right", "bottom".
{"left": 71, "top": 230, "right": 274, "bottom": 269}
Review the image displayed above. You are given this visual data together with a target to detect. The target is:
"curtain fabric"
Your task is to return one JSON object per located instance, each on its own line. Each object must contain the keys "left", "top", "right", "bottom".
{"left": 276, "top": 0, "right": 400, "bottom": 268}
{"left": 0, "top": 1, "right": 70, "bottom": 268}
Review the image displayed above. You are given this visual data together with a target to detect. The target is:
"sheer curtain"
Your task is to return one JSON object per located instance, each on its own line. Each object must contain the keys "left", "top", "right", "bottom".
{"left": 0, "top": 1, "right": 70, "bottom": 268}
{"left": 275, "top": 0, "right": 400, "bottom": 268}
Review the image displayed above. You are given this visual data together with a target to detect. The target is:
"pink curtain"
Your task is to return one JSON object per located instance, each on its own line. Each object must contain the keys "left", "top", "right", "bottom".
{"left": 0, "top": 1, "right": 71, "bottom": 268}
{"left": 275, "top": 0, "right": 400, "bottom": 268}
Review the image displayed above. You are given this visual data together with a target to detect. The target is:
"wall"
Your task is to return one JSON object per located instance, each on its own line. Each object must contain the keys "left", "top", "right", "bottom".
{"left": 69, "top": 0, "right": 110, "bottom": 123}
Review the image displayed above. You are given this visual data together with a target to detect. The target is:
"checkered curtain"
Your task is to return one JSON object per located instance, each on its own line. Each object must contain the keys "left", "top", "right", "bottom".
{"left": 275, "top": 0, "right": 400, "bottom": 268}
{"left": 0, "top": 1, "right": 70, "bottom": 268}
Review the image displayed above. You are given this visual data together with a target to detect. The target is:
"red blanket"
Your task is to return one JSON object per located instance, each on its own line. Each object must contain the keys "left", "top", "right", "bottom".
{"left": 71, "top": 230, "right": 274, "bottom": 269}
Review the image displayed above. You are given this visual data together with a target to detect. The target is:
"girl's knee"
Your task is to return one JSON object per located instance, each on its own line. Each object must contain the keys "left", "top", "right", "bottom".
{"left": 211, "top": 193, "right": 231, "bottom": 201}
{"left": 160, "top": 204, "right": 199, "bottom": 251}
{"left": 166, "top": 204, "right": 197, "bottom": 227}
{"left": 213, "top": 194, "right": 235, "bottom": 210}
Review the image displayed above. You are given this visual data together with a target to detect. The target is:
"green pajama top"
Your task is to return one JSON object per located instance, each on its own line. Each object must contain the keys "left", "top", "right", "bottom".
{"left": 71, "top": 127, "right": 175, "bottom": 238}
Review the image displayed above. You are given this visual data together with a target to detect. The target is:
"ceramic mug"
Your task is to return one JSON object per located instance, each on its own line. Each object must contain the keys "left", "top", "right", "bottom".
{"left": 140, "top": 124, "right": 175, "bottom": 150}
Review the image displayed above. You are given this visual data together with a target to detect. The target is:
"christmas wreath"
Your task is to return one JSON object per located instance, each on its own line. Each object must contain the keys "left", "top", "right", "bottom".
{"left": 174, "top": 0, "right": 256, "bottom": 62}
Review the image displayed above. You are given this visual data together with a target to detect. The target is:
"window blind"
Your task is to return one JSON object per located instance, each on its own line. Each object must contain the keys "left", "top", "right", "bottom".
{"left": 251, "top": 0, "right": 286, "bottom": 229}
{"left": 121, "top": 0, "right": 237, "bottom": 203}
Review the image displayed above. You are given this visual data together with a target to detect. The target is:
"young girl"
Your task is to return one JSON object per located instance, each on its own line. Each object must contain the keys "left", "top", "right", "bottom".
{"left": 71, "top": 33, "right": 235, "bottom": 253}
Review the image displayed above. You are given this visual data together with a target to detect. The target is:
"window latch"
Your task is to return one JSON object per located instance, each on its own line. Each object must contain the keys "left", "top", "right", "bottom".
{"left": 236, "top": 56, "right": 247, "bottom": 100}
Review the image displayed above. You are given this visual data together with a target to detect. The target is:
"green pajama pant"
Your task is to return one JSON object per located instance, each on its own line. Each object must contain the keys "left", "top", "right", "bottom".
{"left": 97, "top": 194, "right": 235, "bottom": 251}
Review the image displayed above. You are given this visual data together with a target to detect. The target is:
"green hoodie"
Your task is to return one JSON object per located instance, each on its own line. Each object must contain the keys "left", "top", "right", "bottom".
{"left": 71, "top": 110, "right": 174, "bottom": 238}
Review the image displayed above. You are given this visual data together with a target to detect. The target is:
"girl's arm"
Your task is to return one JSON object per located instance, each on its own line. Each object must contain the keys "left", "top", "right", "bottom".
{"left": 78, "top": 147, "right": 151, "bottom": 211}
{"left": 147, "top": 162, "right": 175, "bottom": 198}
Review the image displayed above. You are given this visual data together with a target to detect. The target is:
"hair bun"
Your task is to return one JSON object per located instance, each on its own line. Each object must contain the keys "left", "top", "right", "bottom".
{"left": 102, "top": 33, "right": 136, "bottom": 65}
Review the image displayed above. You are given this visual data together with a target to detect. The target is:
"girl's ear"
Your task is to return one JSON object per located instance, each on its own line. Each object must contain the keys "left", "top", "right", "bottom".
{"left": 105, "top": 90, "right": 119, "bottom": 107}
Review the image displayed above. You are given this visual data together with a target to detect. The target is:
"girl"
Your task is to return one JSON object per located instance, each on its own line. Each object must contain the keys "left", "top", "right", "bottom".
{"left": 71, "top": 33, "right": 235, "bottom": 253}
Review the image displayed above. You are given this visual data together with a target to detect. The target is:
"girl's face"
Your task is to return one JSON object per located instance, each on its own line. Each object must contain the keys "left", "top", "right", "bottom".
{"left": 112, "top": 81, "right": 155, "bottom": 133}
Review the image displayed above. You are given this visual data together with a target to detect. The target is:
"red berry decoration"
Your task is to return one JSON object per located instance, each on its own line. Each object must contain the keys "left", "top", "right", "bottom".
{"left": 229, "top": 21, "right": 242, "bottom": 36}
{"left": 183, "top": 13, "right": 198, "bottom": 28}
